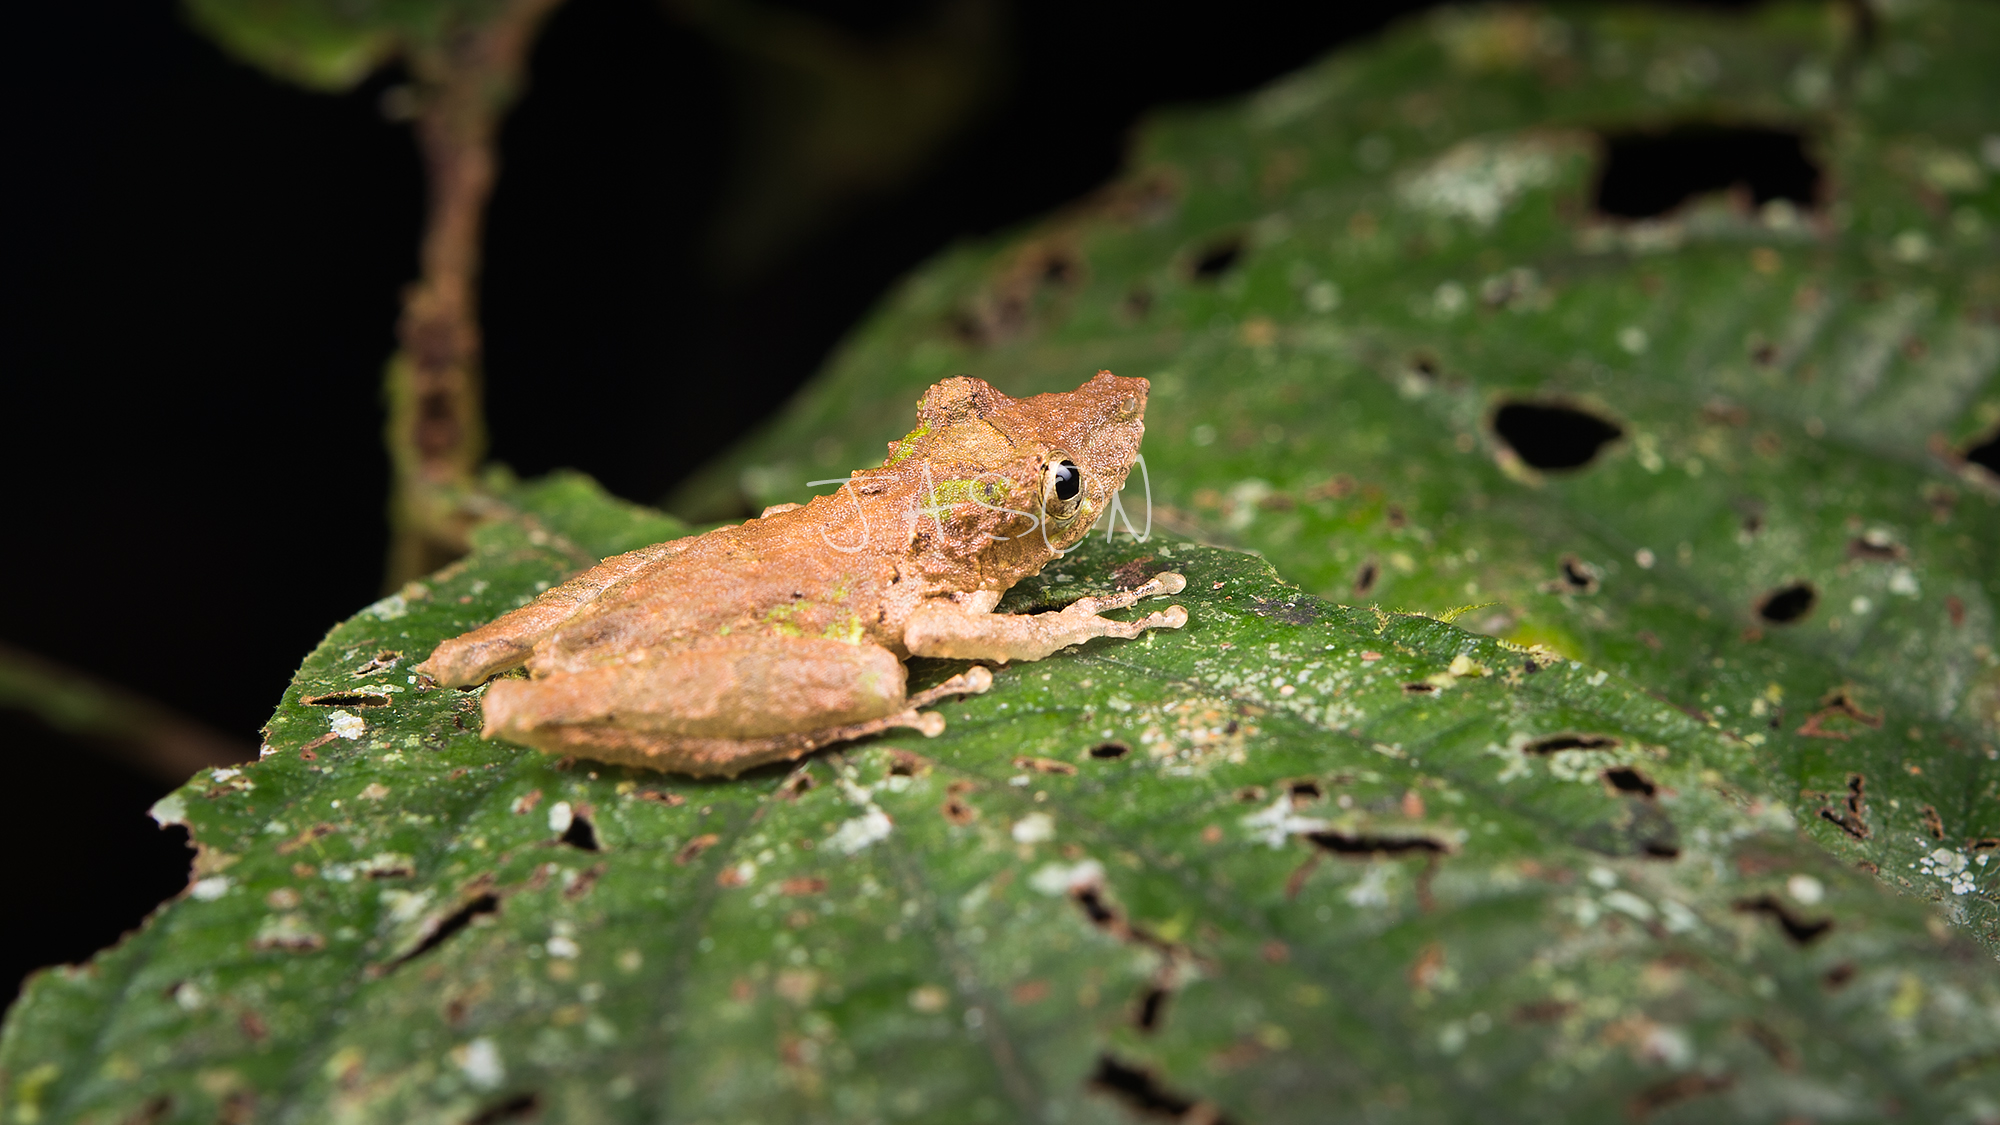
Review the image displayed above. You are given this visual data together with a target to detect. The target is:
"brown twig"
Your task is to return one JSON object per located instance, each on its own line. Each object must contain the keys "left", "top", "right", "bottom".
{"left": 385, "top": 0, "right": 568, "bottom": 586}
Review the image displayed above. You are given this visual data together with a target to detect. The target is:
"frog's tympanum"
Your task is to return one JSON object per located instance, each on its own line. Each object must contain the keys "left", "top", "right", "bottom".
{"left": 415, "top": 371, "right": 1188, "bottom": 776}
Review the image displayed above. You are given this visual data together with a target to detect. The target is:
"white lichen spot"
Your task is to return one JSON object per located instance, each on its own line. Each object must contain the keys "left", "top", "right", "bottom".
{"left": 190, "top": 876, "right": 231, "bottom": 902}
{"left": 329, "top": 711, "right": 366, "bottom": 740}
{"left": 829, "top": 808, "right": 894, "bottom": 855}
{"left": 547, "top": 801, "right": 574, "bottom": 834}
{"left": 1011, "top": 812, "right": 1056, "bottom": 844}
{"left": 1029, "top": 859, "right": 1105, "bottom": 896}
{"left": 909, "top": 985, "right": 950, "bottom": 1014}
{"left": 1640, "top": 1025, "right": 1693, "bottom": 1069}
{"left": 546, "top": 936, "right": 580, "bottom": 959}
{"left": 1617, "top": 325, "right": 1649, "bottom": 355}
{"left": 1920, "top": 847, "right": 1978, "bottom": 894}
{"left": 454, "top": 1038, "right": 505, "bottom": 1091}
{"left": 1602, "top": 889, "right": 1655, "bottom": 922}
{"left": 1344, "top": 863, "right": 1394, "bottom": 908}
{"left": 1786, "top": 874, "right": 1825, "bottom": 905}
{"left": 1888, "top": 567, "right": 1919, "bottom": 597}
{"left": 210, "top": 768, "right": 241, "bottom": 783}
{"left": 1658, "top": 899, "right": 1700, "bottom": 934}
{"left": 1587, "top": 866, "right": 1618, "bottom": 889}
{"left": 150, "top": 793, "right": 189, "bottom": 829}
{"left": 381, "top": 888, "right": 433, "bottom": 924}
{"left": 1399, "top": 135, "right": 1560, "bottom": 227}
{"left": 363, "top": 593, "right": 409, "bottom": 621}
{"left": 1241, "top": 794, "right": 1330, "bottom": 848}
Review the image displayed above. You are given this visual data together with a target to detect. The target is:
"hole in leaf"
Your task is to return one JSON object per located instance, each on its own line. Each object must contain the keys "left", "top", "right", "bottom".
{"left": 393, "top": 893, "right": 500, "bottom": 969}
{"left": 300, "top": 691, "right": 392, "bottom": 708}
{"left": 1845, "top": 534, "right": 1905, "bottom": 561}
{"left": 1088, "top": 1055, "right": 1232, "bottom": 1123}
{"left": 1596, "top": 125, "right": 1819, "bottom": 219}
{"left": 1965, "top": 428, "right": 2000, "bottom": 476}
{"left": 1286, "top": 779, "right": 1324, "bottom": 803}
{"left": 1733, "top": 894, "right": 1834, "bottom": 944}
{"left": 774, "top": 772, "right": 816, "bottom": 800}
{"left": 1602, "top": 766, "right": 1658, "bottom": 798}
{"left": 1817, "top": 774, "right": 1870, "bottom": 839}
{"left": 467, "top": 1092, "right": 542, "bottom": 1125}
{"left": 1135, "top": 985, "right": 1170, "bottom": 1032}
{"left": 560, "top": 812, "right": 600, "bottom": 852}
{"left": 1524, "top": 733, "right": 1621, "bottom": 755}
{"left": 1492, "top": 402, "right": 1623, "bottom": 470}
{"left": 941, "top": 795, "right": 978, "bottom": 826}
{"left": 886, "top": 750, "right": 931, "bottom": 777}
{"left": 1626, "top": 1073, "right": 1737, "bottom": 1120}
{"left": 1543, "top": 554, "right": 1601, "bottom": 595}
{"left": 1756, "top": 582, "right": 1817, "bottom": 624}
{"left": 1189, "top": 236, "right": 1245, "bottom": 280}
{"left": 1234, "top": 785, "right": 1267, "bottom": 803}
{"left": 1089, "top": 741, "right": 1131, "bottom": 760}
{"left": 1353, "top": 559, "right": 1379, "bottom": 597}
{"left": 1822, "top": 962, "right": 1857, "bottom": 991}
{"left": 1402, "top": 682, "right": 1439, "bottom": 694}
{"left": 1305, "top": 829, "right": 1451, "bottom": 857}
{"left": 1072, "top": 886, "right": 1120, "bottom": 929}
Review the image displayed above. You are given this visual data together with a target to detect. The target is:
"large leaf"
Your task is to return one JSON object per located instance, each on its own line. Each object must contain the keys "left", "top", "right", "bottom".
{"left": 669, "top": 0, "right": 2000, "bottom": 935}
{"left": 6, "top": 471, "right": 2000, "bottom": 1123}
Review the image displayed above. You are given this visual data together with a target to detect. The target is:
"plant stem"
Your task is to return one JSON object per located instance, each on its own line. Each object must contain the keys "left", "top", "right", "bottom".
{"left": 385, "top": 0, "right": 567, "bottom": 587}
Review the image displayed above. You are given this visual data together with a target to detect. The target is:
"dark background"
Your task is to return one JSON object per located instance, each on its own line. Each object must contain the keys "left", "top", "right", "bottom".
{"left": 3, "top": 0, "right": 1465, "bottom": 1006}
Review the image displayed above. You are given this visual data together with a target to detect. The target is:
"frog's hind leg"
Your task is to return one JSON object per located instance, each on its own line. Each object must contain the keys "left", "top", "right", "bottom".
{"left": 503, "top": 670, "right": 990, "bottom": 778}
{"left": 479, "top": 635, "right": 991, "bottom": 777}
{"left": 416, "top": 538, "right": 692, "bottom": 687}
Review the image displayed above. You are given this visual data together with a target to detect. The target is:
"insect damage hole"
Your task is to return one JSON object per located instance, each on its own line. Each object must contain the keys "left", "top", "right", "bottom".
{"left": 1353, "top": 559, "right": 1379, "bottom": 598}
{"left": 467, "top": 1092, "right": 542, "bottom": 1125}
{"left": 1189, "top": 235, "right": 1245, "bottom": 280}
{"left": 1602, "top": 766, "right": 1658, "bottom": 798}
{"left": 1087, "top": 1055, "right": 1232, "bottom": 1123}
{"left": 1595, "top": 125, "right": 1820, "bottom": 219}
{"left": 1134, "top": 985, "right": 1171, "bottom": 1033}
{"left": 300, "top": 691, "right": 393, "bottom": 708}
{"left": 1964, "top": 428, "right": 2000, "bottom": 477}
{"left": 1089, "top": 741, "right": 1131, "bottom": 760}
{"left": 1305, "top": 829, "right": 1450, "bottom": 857}
{"left": 391, "top": 893, "right": 500, "bottom": 969}
{"left": 1524, "top": 733, "right": 1621, "bottom": 755}
{"left": 1756, "top": 582, "right": 1817, "bottom": 624}
{"left": 1492, "top": 402, "right": 1624, "bottom": 470}
{"left": 1732, "top": 894, "right": 1833, "bottom": 944}
{"left": 560, "top": 811, "right": 600, "bottom": 852}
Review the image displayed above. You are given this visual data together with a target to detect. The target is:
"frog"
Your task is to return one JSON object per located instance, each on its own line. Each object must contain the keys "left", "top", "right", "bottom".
{"left": 413, "top": 370, "right": 1188, "bottom": 777}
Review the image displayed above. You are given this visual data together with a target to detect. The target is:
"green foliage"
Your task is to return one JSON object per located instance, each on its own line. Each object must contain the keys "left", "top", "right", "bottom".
{"left": 7, "top": 472, "right": 2000, "bottom": 1123}
{"left": 184, "top": 0, "right": 519, "bottom": 89}
{"left": 673, "top": 0, "right": 2000, "bottom": 940}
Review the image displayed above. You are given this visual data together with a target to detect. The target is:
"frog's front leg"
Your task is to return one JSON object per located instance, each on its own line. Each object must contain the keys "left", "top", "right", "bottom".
{"left": 904, "top": 572, "right": 1189, "bottom": 664}
{"left": 479, "top": 634, "right": 991, "bottom": 777}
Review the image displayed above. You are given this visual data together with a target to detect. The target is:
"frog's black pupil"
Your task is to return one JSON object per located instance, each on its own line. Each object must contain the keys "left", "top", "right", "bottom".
{"left": 1052, "top": 460, "right": 1081, "bottom": 502}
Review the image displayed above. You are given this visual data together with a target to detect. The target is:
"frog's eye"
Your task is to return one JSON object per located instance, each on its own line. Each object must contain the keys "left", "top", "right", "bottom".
{"left": 1042, "top": 457, "right": 1084, "bottom": 521}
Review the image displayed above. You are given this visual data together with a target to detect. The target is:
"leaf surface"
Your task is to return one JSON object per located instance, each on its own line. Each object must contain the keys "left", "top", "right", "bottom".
{"left": 5, "top": 472, "right": 1998, "bottom": 1124}
{"left": 670, "top": 0, "right": 2000, "bottom": 935}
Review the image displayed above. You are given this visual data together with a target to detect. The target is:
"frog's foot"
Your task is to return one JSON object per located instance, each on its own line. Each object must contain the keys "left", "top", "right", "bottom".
{"left": 906, "top": 665, "right": 994, "bottom": 708}
{"left": 904, "top": 575, "right": 1189, "bottom": 664}
{"left": 1067, "top": 570, "right": 1187, "bottom": 615}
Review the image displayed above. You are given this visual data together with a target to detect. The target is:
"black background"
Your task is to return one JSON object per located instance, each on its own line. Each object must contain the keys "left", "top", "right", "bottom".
{"left": 2, "top": 0, "right": 1456, "bottom": 1007}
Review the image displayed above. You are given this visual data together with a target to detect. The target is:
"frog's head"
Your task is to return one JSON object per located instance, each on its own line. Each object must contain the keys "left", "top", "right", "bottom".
{"left": 889, "top": 370, "right": 1150, "bottom": 567}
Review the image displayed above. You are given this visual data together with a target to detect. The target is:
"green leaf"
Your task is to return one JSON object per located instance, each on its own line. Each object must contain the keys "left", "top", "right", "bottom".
{"left": 670, "top": 0, "right": 2000, "bottom": 938}
{"left": 184, "top": 0, "right": 523, "bottom": 90}
{"left": 7, "top": 472, "right": 2000, "bottom": 1123}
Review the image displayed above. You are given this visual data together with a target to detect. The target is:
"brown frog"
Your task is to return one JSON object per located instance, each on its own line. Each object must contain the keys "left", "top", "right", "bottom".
{"left": 414, "top": 371, "right": 1187, "bottom": 776}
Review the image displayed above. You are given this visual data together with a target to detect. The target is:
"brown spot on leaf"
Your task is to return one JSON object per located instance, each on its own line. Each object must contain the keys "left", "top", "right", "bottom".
{"left": 1818, "top": 774, "right": 1870, "bottom": 839}
{"left": 675, "top": 834, "right": 721, "bottom": 865}
{"left": 1014, "top": 756, "right": 1078, "bottom": 776}
{"left": 780, "top": 877, "right": 827, "bottom": 896}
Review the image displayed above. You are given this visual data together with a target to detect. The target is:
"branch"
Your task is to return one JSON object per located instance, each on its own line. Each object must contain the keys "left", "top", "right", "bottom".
{"left": 0, "top": 642, "right": 254, "bottom": 786}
